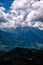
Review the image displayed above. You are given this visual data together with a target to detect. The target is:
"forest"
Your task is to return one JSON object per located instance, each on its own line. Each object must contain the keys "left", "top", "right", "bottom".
{"left": 0, "top": 47, "right": 43, "bottom": 65}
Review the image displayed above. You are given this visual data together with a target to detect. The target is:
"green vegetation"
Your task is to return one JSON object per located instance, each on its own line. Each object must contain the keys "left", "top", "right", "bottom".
{"left": 0, "top": 47, "right": 43, "bottom": 65}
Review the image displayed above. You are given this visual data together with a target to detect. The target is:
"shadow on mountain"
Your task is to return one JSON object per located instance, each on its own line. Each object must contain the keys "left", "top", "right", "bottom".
{"left": 0, "top": 47, "right": 43, "bottom": 65}
{"left": 0, "top": 26, "right": 43, "bottom": 47}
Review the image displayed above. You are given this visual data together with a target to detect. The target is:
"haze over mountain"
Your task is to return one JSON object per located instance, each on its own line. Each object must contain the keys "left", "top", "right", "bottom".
{"left": 0, "top": 0, "right": 43, "bottom": 51}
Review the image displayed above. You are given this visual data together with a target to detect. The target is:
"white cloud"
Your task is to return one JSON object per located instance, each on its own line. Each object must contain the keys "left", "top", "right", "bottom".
{"left": 0, "top": 0, "right": 43, "bottom": 30}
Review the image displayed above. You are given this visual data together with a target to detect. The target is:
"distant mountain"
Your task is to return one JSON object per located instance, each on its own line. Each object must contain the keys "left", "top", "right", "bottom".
{"left": 0, "top": 26, "right": 43, "bottom": 51}
{"left": 0, "top": 47, "right": 43, "bottom": 65}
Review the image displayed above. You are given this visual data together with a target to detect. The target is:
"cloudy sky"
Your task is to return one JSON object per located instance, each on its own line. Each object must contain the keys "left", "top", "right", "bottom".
{"left": 0, "top": 0, "right": 43, "bottom": 50}
{"left": 0, "top": 0, "right": 43, "bottom": 30}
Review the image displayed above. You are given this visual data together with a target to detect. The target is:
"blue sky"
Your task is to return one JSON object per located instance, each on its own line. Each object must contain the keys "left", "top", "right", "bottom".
{"left": 0, "top": 0, "right": 14, "bottom": 10}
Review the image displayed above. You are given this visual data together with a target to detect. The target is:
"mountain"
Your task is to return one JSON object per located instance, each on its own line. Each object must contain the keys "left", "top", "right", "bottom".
{"left": 0, "top": 47, "right": 43, "bottom": 65}
{"left": 0, "top": 26, "right": 43, "bottom": 51}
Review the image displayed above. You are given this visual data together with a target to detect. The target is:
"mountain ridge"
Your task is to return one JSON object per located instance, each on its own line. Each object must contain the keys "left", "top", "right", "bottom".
{"left": 0, "top": 26, "right": 43, "bottom": 51}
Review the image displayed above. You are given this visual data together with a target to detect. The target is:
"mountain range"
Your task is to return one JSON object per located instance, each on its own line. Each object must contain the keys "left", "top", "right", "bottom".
{"left": 0, "top": 26, "right": 43, "bottom": 51}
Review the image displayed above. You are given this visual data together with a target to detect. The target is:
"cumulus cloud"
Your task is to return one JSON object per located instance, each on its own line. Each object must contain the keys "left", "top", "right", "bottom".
{"left": 0, "top": 7, "right": 8, "bottom": 23}
{"left": 0, "top": 0, "right": 43, "bottom": 30}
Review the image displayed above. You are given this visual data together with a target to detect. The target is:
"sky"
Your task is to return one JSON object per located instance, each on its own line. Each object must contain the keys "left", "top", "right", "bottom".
{"left": 0, "top": 0, "right": 43, "bottom": 30}
{"left": 0, "top": 0, "right": 14, "bottom": 10}
{"left": 0, "top": 0, "right": 43, "bottom": 50}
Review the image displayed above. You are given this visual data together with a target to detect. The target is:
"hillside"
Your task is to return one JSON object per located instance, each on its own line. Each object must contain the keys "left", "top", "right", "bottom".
{"left": 0, "top": 47, "right": 43, "bottom": 65}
